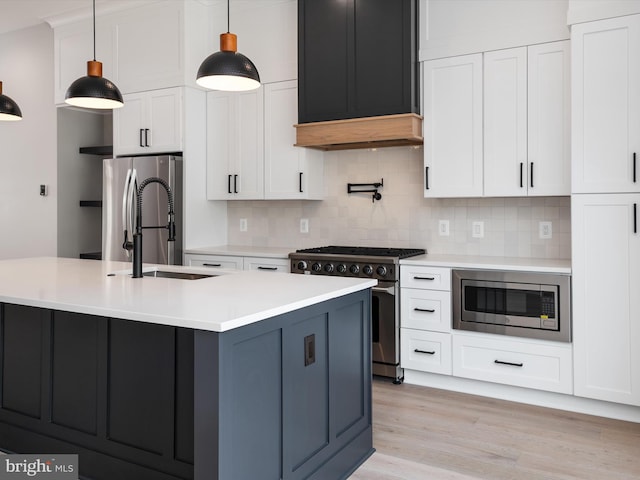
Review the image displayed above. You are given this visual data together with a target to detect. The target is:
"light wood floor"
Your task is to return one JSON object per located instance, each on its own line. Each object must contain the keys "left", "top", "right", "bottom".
{"left": 351, "top": 379, "right": 640, "bottom": 480}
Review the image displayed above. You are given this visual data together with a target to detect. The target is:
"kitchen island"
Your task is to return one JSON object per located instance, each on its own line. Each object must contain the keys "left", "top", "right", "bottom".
{"left": 0, "top": 257, "right": 376, "bottom": 480}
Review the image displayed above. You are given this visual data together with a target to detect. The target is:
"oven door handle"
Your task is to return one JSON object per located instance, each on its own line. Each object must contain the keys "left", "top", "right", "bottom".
{"left": 372, "top": 286, "right": 396, "bottom": 295}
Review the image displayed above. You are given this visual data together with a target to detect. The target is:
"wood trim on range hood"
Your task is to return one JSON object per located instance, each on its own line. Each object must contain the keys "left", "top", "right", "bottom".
{"left": 294, "top": 113, "right": 423, "bottom": 151}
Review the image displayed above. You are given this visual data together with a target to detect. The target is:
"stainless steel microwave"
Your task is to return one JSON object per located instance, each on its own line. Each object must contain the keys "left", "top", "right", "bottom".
{"left": 452, "top": 269, "right": 571, "bottom": 342}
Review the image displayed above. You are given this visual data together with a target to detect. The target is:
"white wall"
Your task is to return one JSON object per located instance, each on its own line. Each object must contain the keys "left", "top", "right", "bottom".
{"left": 0, "top": 24, "right": 57, "bottom": 259}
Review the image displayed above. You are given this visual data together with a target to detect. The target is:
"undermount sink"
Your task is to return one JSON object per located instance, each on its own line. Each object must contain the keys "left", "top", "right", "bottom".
{"left": 141, "top": 270, "right": 216, "bottom": 280}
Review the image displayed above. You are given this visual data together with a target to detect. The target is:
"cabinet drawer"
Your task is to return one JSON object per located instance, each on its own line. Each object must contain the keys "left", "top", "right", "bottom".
{"left": 244, "top": 257, "right": 290, "bottom": 272}
{"left": 401, "top": 289, "right": 451, "bottom": 333}
{"left": 452, "top": 333, "right": 573, "bottom": 394}
{"left": 184, "top": 254, "right": 243, "bottom": 270}
{"left": 400, "top": 266, "right": 451, "bottom": 291}
{"left": 401, "top": 329, "right": 452, "bottom": 375}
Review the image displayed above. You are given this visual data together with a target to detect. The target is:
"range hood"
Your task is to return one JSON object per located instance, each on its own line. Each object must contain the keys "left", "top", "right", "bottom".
{"left": 294, "top": 113, "right": 423, "bottom": 151}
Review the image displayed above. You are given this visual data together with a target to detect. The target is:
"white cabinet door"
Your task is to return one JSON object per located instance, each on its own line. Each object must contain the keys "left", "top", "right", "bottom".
{"left": 111, "top": 1, "right": 185, "bottom": 94}
{"left": 114, "top": 88, "right": 183, "bottom": 156}
{"left": 528, "top": 41, "right": 571, "bottom": 196}
{"left": 572, "top": 15, "right": 640, "bottom": 194}
{"left": 423, "top": 54, "right": 483, "bottom": 198}
{"left": 264, "top": 81, "right": 323, "bottom": 200}
{"left": 206, "top": 89, "right": 264, "bottom": 200}
{"left": 572, "top": 194, "right": 640, "bottom": 406}
{"left": 484, "top": 47, "right": 527, "bottom": 197}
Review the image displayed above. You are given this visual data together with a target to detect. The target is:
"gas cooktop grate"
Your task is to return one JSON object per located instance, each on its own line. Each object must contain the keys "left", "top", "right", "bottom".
{"left": 295, "top": 246, "right": 425, "bottom": 259}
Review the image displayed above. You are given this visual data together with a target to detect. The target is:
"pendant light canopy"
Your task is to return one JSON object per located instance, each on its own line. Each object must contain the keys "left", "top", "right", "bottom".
{"left": 0, "top": 81, "right": 22, "bottom": 121}
{"left": 65, "top": 0, "right": 123, "bottom": 109}
{"left": 196, "top": 0, "right": 260, "bottom": 91}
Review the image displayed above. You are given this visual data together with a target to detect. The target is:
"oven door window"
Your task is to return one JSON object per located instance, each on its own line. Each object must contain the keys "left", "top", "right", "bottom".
{"left": 464, "top": 284, "right": 556, "bottom": 319}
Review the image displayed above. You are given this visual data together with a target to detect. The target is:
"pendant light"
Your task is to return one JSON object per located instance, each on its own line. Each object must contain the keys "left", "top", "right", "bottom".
{"left": 0, "top": 81, "right": 22, "bottom": 121}
{"left": 196, "top": 0, "right": 260, "bottom": 91}
{"left": 65, "top": 0, "right": 123, "bottom": 109}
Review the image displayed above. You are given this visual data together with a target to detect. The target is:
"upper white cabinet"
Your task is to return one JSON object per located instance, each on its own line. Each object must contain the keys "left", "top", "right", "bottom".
{"left": 423, "top": 54, "right": 484, "bottom": 198}
{"left": 207, "top": 88, "right": 264, "bottom": 200}
{"left": 264, "top": 81, "right": 323, "bottom": 200}
{"left": 572, "top": 15, "right": 640, "bottom": 194}
{"left": 484, "top": 42, "right": 570, "bottom": 197}
{"left": 54, "top": 0, "right": 211, "bottom": 102}
{"left": 207, "top": 81, "right": 324, "bottom": 201}
{"left": 113, "top": 87, "right": 183, "bottom": 156}
{"left": 424, "top": 41, "right": 570, "bottom": 198}
{"left": 572, "top": 194, "right": 640, "bottom": 406}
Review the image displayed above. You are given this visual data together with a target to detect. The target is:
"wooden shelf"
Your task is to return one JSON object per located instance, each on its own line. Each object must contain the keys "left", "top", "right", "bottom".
{"left": 79, "top": 145, "right": 113, "bottom": 156}
{"left": 79, "top": 200, "right": 102, "bottom": 207}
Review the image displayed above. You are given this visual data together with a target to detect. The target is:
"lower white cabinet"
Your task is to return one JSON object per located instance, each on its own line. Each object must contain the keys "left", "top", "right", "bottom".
{"left": 401, "top": 329, "right": 452, "bottom": 375}
{"left": 452, "top": 333, "right": 573, "bottom": 394}
{"left": 184, "top": 253, "right": 289, "bottom": 272}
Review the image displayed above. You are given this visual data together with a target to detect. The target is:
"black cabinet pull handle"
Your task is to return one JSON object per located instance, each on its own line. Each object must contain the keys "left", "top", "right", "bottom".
{"left": 299, "top": 172, "right": 303, "bottom": 193}
{"left": 634, "top": 203, "right": 637, "bottom": 234}
{"left": 414, "top": 349, "right": 435, "bottom": 355}
{"left": 425, "top": 166, "right": 430, "bottom": 190}
{"left": 494, "top": 359, "right": 523, "bottom": 367}
{"left": 228, "top": 175, "right": 232, "bottom": 194}
{"left": 414, "top": 276, "right": 435, "bottom": 281}
{"left": 202, "top": 263, "right": 222, "bottom": 267}
{"left": 634, "top": 153, "right": 637, "bottom": 183}
{"left": 139, "top": 129, "right": 144, "bottom": 147}
{"left": 257, "top": 266, "right": 278, "bottom": 271}
{"left": 414, "top": 308, "right": 435, "bottom": 313}
{"left": 520, "top": 162, "right": 524, "bottom": 188}
{"left": 530, "top": 162, "right": 534, "bottom": 188}
{"left": 145, "top": 128, "right": 150, "bottom": 147}
{"left": 234, "top": 174, "right": 238, "bottom": 194}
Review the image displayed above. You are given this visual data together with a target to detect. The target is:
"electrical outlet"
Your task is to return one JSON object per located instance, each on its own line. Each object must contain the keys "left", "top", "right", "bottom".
{"left": 539, "top": 221, "right": 552, "bottom": 239}
{"left": 239, "top": 218, "right": 247, "bottom": 232}
{"left": 438, "top": 219, "right": 450, "bottom": 236}
{"left": 300, "top": 218, "right": 309, "bottom": 233}
{"left": 472, "top": 221, "right": 484, "bottom": 238}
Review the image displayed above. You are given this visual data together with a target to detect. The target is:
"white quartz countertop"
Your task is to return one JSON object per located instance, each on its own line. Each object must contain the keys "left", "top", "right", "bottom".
{"left": 0, "top": 257, "right": 376, "bottom": 332}
{"left": 184, "top": 245, "right": 295, "bottom": 258}
{"left": 400, "top": 254, "right": 571, "bottom": 274}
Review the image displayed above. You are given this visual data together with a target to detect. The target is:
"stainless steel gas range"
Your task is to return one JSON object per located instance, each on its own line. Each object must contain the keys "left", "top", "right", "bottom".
{"left": 289, "top": 246, "right": 426, "bottom": 383}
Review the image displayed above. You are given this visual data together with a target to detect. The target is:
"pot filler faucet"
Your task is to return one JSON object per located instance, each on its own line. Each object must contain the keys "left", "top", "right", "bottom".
{"left": 122, "top": 169, "right": 176, "bottom": 278}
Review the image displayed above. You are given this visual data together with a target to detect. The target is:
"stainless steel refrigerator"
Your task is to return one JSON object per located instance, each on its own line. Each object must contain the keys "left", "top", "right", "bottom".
{"left": 102, "top": 155, "right": 183, "bottom": 265}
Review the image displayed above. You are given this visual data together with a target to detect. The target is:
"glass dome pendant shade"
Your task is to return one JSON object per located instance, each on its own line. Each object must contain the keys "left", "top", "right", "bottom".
{"left": 65, "top": 0, "right": 123, "bottom": 110}
{"left": 196, "top": 30, "right": 260, "bottom": 91}
{"left": 0, "top": 81, "right": 23, "bottom": 121}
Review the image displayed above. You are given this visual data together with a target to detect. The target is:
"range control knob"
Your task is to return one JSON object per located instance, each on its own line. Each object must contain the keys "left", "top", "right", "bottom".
{"left": 296, "top": 261, "right": 307, "bottom": 271}
{"left": 336, "top": 264, "right": 347, "bottom": 274}
{"left": 363, "top": 265, "right": 373, "bottom": 276}
{"left": 349, "top": 264, "right": 360, "bottom": 274}
{"left": 376, "top": 265, "right": 388, "bottom": 277}
{"left": 312, "top": 262, "right": 322, "bottom": 272}
{"left": 324, "top": 263, "right": 335, "bottom": 273}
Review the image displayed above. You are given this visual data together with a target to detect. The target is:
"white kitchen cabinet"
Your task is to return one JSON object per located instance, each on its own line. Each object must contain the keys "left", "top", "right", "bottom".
{"left": 113, "top": 88, "right": 183, "bottom": 156}
{"left": 400, "top": 265, "right": 452, "bottom": 375}
{"left": 53, "top": 19, "right": 114, "bottom": 105}
{"left": 264, "top": 81, "right": 323, "bottom": 200}
{"left": 484, "top": 42, "right": 570, "bottom": 197}
{"left": 452, "top": 332, "right": 573, "bottom": 394}
{"left": 184, "top": 253, "right": 289, "bottom": 272}
{"left": 571, "top": 194, "right": 640, "bottom": 406}
{"left": 423, "top": 54, "right": 483, "bottom": 198}
{"left": 206, "top": 89, "right": 264, "bottom": 200}
{"left": 572, "top": 15, "right": 640, "bottom": 194}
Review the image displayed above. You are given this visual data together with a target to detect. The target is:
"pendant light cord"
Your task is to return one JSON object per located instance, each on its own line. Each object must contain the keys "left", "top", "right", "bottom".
{"left": 227, "top": 0, "right": 230, "bottom": 33}
{"left": 92, "top": 0, "right": 96, "bottom": 61}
